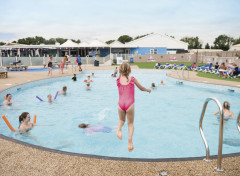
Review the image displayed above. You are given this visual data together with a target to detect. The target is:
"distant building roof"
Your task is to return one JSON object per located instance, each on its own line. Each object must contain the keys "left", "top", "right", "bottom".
{"left": 229, "top": 44, "right": 240, "bottom": 51}
{"left": 123, "top": 33, "right": 188, "bottom": 50}
{"left": 109, "top": 41, "right": 125, "bottom": 48}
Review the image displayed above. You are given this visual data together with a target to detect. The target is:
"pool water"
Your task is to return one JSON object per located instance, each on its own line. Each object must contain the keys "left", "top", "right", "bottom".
{"left": 0, "top": 69, "right": 240, "bottom": 159}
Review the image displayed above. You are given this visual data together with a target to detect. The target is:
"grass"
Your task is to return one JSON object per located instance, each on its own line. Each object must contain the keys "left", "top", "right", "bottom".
{"left": 127, "top": 62, "right": 240, "bottom": 82}
{"left": 196, "top": 71, "right": 240, "bottom": 82}
{"left": 129, "top": 62, "right": 198, "bottom": 69}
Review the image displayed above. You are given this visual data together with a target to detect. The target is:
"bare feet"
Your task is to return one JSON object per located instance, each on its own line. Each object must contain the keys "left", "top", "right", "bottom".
{"left": 117, "top": 130, "right": 122, "bottom": 140}
{"left": 128, "top": 139, "right": 134, "bottom": 152}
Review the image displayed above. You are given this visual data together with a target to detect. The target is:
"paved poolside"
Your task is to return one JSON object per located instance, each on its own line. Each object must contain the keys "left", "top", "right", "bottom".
{"left": 0, "top": 66, "right": 240, "bottom": 176}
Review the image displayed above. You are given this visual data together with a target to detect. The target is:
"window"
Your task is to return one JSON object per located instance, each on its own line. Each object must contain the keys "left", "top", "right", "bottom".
{"left": 150, "top": 49, "right": 157, "bottom": 54}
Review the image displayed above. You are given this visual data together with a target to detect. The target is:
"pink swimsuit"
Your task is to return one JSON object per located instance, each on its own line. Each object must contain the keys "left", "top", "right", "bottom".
{"left": 117, "top": 76, "right": 135, "bottom": 111}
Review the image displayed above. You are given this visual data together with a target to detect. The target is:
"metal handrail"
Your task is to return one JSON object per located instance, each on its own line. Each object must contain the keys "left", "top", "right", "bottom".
{"left": 237, "top": 112, "right": 240, "bottom": 133}
{"left": 199, "top": 97, "right": 224, "bottom": 172}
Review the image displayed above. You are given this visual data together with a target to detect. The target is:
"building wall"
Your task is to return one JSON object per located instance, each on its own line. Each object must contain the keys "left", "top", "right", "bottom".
{"left": 129, "top": 47, "right": 167, "bottom": 55}
{"left": 100, "top": 49, "right": 110, "bottom": 57}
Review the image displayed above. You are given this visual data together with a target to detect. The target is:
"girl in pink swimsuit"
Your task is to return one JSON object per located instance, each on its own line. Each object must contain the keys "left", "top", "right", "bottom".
{"left": 116, "top": 63, "right": 151, "bottom": 152}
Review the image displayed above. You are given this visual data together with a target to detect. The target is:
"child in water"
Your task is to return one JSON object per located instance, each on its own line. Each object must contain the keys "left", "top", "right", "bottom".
{"left": 151, "top": 83, "right": 157, "bottom": 89}
{"left": 72, "top": 74, "right": 77, "bottom": 81}
{"left": 47, "top": 94, "right": 53, "bottom": 103}
{"left": 161, "top": 80, "right": 166, "bottom": 85}
{"left": 85, "top": 82, "right": 92, "bottom": 90}
{"left": 78, "top": 123, "right": 112, "bottom": 133}
{"left": 116, "top": 63, "right": 151, "bottom": 152}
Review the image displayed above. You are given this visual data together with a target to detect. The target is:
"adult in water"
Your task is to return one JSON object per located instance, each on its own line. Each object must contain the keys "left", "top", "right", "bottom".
{"left": 78, "top": 123, "right": 112, "bottom": 133}
{"left": 2, "top": 94, "right": 13, "bottom": 105}
{"left": 213, "top": 101, "right": 235, "bottom": 120}
{"left": 18, "top": 112, "right": 34, "bottom": 132}
{"left": 58, "top": 86, "right": 67, "bottom": 95}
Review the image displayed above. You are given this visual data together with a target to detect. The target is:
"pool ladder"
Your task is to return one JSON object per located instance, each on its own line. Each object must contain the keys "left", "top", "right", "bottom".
{"left": 199, "top": 97, "right": 224, "bottom": 172}
{"left": 237, "top": 112, "right": 240, "bottom": 134}
{"left": 200, "top": 98, "right": 240, "bottom": 172}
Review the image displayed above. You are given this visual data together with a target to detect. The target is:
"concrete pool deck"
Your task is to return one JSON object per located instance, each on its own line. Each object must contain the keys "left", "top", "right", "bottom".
{"left": 0, "top": 66, "right": 240, "bottom": 176}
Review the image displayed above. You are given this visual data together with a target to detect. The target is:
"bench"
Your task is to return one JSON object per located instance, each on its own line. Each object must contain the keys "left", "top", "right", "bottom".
{"left": 0, "top": 71, "right": 8, "bottom": 78}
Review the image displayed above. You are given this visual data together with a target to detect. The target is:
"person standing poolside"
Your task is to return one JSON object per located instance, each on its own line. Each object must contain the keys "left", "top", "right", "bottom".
{"left": 76, "top": 55, "right": 82, "bottom": 72}
{"left": 2, "top": 94, "right": 13, "bottom": 105}
{"left": 114, "top": 67, "right": 118, "bottom": 75}
{"left": 213, "top": 101, "right": 235, "bottom": 120}
{"left": 60, "top": 57, "right": 67, "bottom": 74}
{"left": 47, "top": 56, "right": 53, "bottom": 76}
{"left": 116, "top": 63, "right": 151, "bottom": 152}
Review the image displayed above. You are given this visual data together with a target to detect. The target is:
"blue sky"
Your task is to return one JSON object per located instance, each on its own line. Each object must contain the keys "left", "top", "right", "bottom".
{"left": 0, "top": 0, "right": 239, "bottom": 45}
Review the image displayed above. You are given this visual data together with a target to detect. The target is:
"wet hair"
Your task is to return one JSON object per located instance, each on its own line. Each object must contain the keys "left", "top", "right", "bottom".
{"left": 19, "top": 112, "right": 29, "bottom": 126}
{"left": 78, "top": 123, "right": 89, "bottom": 128}
{"left": 47, "top": 94, "right": 52, "bottom": 98}
{"left": 87, "top": 83, "right": 90, "bottom": 86}
{"left": 74, "top": 74, "right": 76, "bottom": 76}
{"left": 152, "top": 83, "right": 155, "bottom": 87}
{"left": 119, "top": 63, "right": 131, "bottom": 81}
{"left": 6, "top": 94, "right": 11, "bottom": 98}
{"left": 223, "top": 101, "right": 230, "bottom": 110}
{"left": 63, "top": 86, "right": 67, "bottom": 91}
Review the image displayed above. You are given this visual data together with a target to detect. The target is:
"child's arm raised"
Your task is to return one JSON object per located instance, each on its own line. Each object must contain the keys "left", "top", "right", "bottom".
{"left": 134, "top": 79, "right": 151, "bottom": 93}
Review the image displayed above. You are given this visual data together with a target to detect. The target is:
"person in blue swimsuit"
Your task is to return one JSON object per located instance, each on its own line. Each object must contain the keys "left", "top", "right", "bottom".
{"left": 76, "top": 55, "right": 82, "bottom": 72}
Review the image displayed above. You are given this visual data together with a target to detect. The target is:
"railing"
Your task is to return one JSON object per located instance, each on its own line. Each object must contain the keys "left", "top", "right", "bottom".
{"left": 237, "top": 112, "right": 240, "bottom": 133}
{"left": 199, "top": 97, "right": 224, "bottom": 172}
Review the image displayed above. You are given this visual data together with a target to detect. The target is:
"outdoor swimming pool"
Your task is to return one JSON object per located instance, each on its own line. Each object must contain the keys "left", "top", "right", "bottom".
{"left": 0, "top": 69, "right": 239, "bottom": 159}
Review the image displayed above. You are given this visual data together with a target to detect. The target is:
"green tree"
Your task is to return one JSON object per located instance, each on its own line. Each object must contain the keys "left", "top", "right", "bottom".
{"left": 180, "top": 37, "right": 202, "bottom": 49}
{"left": 56, "top": 38, "right": 67, "bottom": 44}
{"left": 12, "top": 41, "right": 17, "bottom": 43}
{"left": 205, "top": 43, "right": 210, "bottom": 49}
{"left": 34, "top": 36, "right": 46, "bottom": 45}
{"left": 213, "top": 34, "right": 234, "bottom": 51}
{"left": 118, "top": 35, "right": 133, "bottom": 44}
{"left": 233, "top": 37, "right": 240, "bottom": 45}
{"left": 0, "top": 42, "right": 6, "bottom": 45}
{"left": 71, "top": 39, "right": 81, "bottom": 43}
{"left": 134, "top": 34, "right": 150, "bottom": 40}
{"left": 45, "top": 38, "right": 56, "bottom": 45}
{"left": 106, "top": 40, "right": 115, "bottom": 44}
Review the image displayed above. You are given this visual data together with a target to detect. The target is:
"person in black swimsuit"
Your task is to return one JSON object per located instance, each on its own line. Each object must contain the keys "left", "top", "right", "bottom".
{"left": 47, "top": 56, "right": 53, "bottom": 76}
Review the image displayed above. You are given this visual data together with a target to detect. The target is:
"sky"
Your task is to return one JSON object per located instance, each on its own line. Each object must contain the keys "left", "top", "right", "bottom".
{"left": 0, "top": 0, "right": 239, "bottom": 45}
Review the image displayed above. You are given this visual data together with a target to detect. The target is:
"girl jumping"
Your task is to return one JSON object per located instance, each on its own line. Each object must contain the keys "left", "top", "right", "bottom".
{"left": 116, "top": 63, "right": 151, "bottom": 152}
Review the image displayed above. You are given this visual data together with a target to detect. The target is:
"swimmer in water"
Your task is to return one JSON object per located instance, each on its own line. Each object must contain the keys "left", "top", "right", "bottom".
{"left": 213, "top": 101, "right": 235, "bottom": 120}
{"left": 78, "top": 123, "right": 112, "bottom": 133}
{"left": 47, "top": 94, "right": 53, "bottom": 103}
{"left": 151, "top": 83, "right": 157, "bottom": 89}
{"left": 161, "top": 80, "right": 166, "bottom": 85}
{"left": 72, "top": 74, "right": 77, "bottom": 81}
{"left": 18, "top": 112, "right": 34, "bottom": 132}
{"left": 2, "top": 94, "right": 13, "bottom": 105}
{"left": 85, "top": 82, "right": 92, "bottom": 90}
{"left": 58, "top": 86, "right": 67, "bottom": 95}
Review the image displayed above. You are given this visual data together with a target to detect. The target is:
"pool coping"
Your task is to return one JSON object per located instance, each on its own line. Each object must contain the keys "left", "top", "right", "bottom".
{"left": 1, "top": 69, "right": 240, "bottom": 162}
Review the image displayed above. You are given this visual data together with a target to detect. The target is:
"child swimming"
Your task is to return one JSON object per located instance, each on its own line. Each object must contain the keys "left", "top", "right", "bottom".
{"left": 72, "top": 74, "right": 77, "bottom": 81}
{"left": 151, "top": 83, "right": 157, "bottom": 89}
{"left": 85, "top": 82, "right": 92, "bottom": 90}
{"left": 78, "top": 123, "right": 112, "bottom": 133}
{"left": 116, "top": 63, "right": 151, "bottom": 152}
{"left": 18, "top": 112, "right": 34, "bottom": 132}
{"left": 213, "top": 101, "right": 235, "bottom": 120}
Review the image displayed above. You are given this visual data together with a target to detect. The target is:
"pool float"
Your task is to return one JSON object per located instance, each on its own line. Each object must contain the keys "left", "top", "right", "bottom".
{"left": 36, "top": 92, "right": 58, "bottom": 101}
{"left": 2, "top": 115, "right": 37, "bottom": 132}
{"left": 4, "top": 96, "right": 6, "bottom": 100}
{"left": 84, "top": 79, "right": 93, "bottom": 82}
